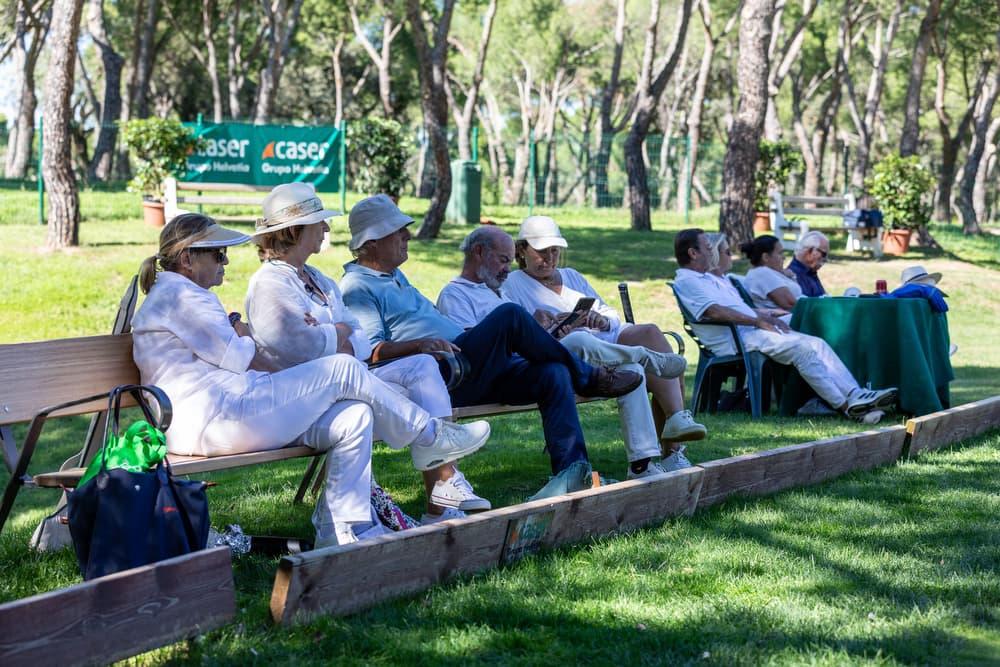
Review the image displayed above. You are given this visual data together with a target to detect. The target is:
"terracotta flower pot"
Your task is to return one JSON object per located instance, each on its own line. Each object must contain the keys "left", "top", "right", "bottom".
{"left": 753, "top": 211, "right": 771, "bottom": 232}
{"left": 881, "top": 228, "right": 912, "bottom": 256}
{"left": 142, "top": 199, "right": 166, "bottom": 228}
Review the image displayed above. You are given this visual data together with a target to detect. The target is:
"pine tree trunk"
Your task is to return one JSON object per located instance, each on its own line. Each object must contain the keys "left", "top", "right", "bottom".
{"left": 899, "top": 0, "right": 944, "bottom": 157}
{"left": 86, "top": 0, "right": 124, "bottom": 181}
{"left": 957, "top": 63, "right": 1000, "bottom": 234}
{"left": 4, "top": 0, "right": 45, "bottom": 179}
{"left": 719, "top": 0, "right": 774, "bottom": 245}
{"left": 43, "top": 0, "right": 85, "bottom": 249}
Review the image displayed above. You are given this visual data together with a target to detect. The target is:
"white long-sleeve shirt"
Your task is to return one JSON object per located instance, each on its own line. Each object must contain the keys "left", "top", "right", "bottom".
{"left": 131, "top": 271, "right": 258, "bottom": 455}
{"left": 245, "top": 260, "right": 373, "bottom": 370}
{"left": 502, "top": 268, "right": 626, "bottom": 343}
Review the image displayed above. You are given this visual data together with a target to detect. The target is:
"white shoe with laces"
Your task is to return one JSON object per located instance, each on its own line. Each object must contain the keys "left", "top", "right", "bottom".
{"left": 660, "top": 445, "right": 693, "bottom": 471}
{"left": 430, "top": 470, "right": 492, "bottom": 511}
{"left": 420, "top": 507, "right": 468, "bottom": 525}
{"left": 660, "top": 410, "right": 707, "bottom": 442}
{"left": 627, "top": 460, "right": 671, "bottom": 480}
{"left": 410, "top": 419, "right": 490, "bottom": 471}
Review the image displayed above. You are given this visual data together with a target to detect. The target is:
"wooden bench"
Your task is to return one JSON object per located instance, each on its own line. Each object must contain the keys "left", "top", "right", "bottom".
{"left": 770, "top": 190, "right": 882, "bottom": 258}
{"left": 0, "top": 332, "right": 611, "bottom": 536}
{"left": 163, "top": 178, "right": 270, "bottom": 223}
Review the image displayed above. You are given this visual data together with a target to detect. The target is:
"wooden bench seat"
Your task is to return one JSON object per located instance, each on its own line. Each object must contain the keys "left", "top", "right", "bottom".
{"left": 770, "top": 190, "right": 882, "bottom": 258}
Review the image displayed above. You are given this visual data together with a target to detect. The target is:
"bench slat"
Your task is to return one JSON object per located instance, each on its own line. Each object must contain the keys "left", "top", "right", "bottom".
{"left": 177, "top": 195, "right": 268, "bottom": 206}
{"left": 0, "top": 335, "right": 139, "bottom": 425}
{"left": 781, "top": 207, "right": 846, "bottom": 216}
{"left": 452, "top": 396, "right": 603, "bottom": 419}
{"left": 175, "top": 182, "right": 273, "bottom": 192}
{"left": 782, "top": 196, "right": 849, "bottom": 205}
{"left": 32, "top": 446, "right": 323, "bottom": 488}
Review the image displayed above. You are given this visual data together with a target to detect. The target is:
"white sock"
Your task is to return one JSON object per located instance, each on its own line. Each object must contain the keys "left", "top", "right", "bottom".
{"left": 410, "top": 418, "right": 439, "bottom": 448}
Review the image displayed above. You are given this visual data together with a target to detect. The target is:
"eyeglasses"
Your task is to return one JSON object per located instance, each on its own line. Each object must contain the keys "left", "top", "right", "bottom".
{"left": 813, "top": 248, "right": 829, "bottom": 258}
{"left": 192, "top": 247, "right": 228, "bottom": 263}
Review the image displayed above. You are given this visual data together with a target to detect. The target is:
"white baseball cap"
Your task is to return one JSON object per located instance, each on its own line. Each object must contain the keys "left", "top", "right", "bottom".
{"left": 348, "top": 194, "right": 414, "bottom": 250}
{"left": 253, "top": 182, "right": 340, "bottom": 236}
{"left": 517, "top": 215, "right": 567, "bottom": 250}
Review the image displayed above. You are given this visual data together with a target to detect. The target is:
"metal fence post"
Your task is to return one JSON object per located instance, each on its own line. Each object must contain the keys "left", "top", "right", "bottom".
{"left": 528, "top": 129, "right": 535, "bottom": 215}
{"left": 37, "top": 118, "right": 45, "bottom": 225}
{"left": 471, "top": 126, "right": 479, "bottom": 163}
{"left": 339, "top": 120, "right": 347, "bottom": 213}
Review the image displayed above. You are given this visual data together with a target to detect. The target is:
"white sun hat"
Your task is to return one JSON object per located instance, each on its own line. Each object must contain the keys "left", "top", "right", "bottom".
{"left": 348, "top": 194, "right": 414, "bottom": 250}
{"left": 253, "top": 182, "right": 340, "bottom": 236}
{"left": 900, "top": 265, "right": 942, "bottom": 287}
{"left": 517, "top": 215, "right": 567, "bottom": 250}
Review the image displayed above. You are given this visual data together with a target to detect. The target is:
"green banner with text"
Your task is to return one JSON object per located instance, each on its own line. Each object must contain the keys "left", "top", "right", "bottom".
{"left": 182, "top": 122, "right": 343, "bottom": 191}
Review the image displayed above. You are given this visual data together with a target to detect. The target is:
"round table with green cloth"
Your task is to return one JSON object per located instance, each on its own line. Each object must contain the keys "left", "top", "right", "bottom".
{"left": 779, "top": 297, "right": 954, "bottom": 417}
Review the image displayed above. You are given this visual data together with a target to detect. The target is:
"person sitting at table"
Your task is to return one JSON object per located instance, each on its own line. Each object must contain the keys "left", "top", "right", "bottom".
{"left": 437, "top": 224, "right": 697, "bottom": 478}
{"left": 132, "top": 213, "right": 490, "bottom": 548}
{"left": 500, "top": 216, "right": 707, "bottom": 460}
{"left": 742, "top": 235, "right": 803, "bottom": 312}
{"left": 708, "top": 232, "right": 789, "bottom": 319}
{"left": 339, "top": 195, "right": 644, "bottom": 501}
{"left": 788, "top": 231, "right": 829, "bottom": 297}
{"left": 245, "top": 183, "right": 491, "bottom": 525}
{"left": 672, "top": 228, "right": 897, "bottom": 422}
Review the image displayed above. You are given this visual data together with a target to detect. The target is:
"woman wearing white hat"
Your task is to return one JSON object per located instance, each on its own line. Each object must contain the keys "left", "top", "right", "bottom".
{"left": 132, "top": 212, "right": 488, "bottom": 548}
{"left": 245, "top": 183, "right": 491, "bottom": 526}
{"left": 504, "top": 215, "right": 707, "bottom": 475}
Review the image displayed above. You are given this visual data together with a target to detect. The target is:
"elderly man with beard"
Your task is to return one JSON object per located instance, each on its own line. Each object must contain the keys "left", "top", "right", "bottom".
{"left": 437, "top": 225, "right": 695, "bottom": 478}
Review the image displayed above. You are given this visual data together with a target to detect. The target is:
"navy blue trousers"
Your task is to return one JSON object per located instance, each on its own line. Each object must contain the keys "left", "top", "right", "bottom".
{"left": 449, "top": 303, "right": 594, "bottom": 473}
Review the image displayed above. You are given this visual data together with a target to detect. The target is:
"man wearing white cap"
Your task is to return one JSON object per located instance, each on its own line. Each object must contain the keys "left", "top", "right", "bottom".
{"left": 340, "top": 195, "right": 645, "bottom": 500}
{"left": 244, "top": 183, "right": 492, "bottom": 525}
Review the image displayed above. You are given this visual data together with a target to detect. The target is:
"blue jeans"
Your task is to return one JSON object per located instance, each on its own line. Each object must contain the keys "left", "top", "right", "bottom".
{"left": 449, "top": 303, "right": 594, "bottom": 473}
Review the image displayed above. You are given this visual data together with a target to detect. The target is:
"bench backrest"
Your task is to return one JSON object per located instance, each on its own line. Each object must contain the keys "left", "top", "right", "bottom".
{"left": 0, "top": 334, "right": 138, "bottom": 425}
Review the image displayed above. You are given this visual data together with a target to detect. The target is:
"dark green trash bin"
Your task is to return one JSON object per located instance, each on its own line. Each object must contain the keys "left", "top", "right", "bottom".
{"left": 446, "top": 160, "right": 481, "bottom": 225}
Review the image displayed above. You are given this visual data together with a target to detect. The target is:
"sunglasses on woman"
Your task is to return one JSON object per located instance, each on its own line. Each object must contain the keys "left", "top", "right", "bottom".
{"left": 192, "top": 247, "right": 228, "bottom": 263}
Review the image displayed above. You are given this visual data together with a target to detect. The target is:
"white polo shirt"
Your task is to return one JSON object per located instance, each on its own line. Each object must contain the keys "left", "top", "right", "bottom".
{"left": 436, "top": 276, "right": 508, "bottom": 328}
{"left": 673, "top": 268, "right": 757, "bottom": 356}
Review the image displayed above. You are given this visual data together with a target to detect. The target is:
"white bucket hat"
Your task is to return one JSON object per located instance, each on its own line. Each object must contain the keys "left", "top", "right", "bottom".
{"left": 900, "top": 265, "right": 942, "bottom": 287}
{"left": 254, "top": 182, "right": 340, "bottom": 236}
{"left": 348, "top": 194, "right": 414, "bottom": 250}
{"left": 517, "top": 215, "right": 567, "bottom": 250}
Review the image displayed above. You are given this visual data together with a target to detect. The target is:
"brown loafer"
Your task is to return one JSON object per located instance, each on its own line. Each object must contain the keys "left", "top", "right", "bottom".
{"left": 579, "top": 365, "right": 643, "bottom": 398}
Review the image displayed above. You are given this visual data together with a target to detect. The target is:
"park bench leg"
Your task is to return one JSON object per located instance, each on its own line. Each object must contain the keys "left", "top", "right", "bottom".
{"left": 294, "top": 454, "right": 325, "bottom": 504}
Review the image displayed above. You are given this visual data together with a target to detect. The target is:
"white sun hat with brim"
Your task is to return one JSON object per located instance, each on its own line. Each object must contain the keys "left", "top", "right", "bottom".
{"left": 900, "top": 265, "right": 943, "bottom": 287}
{"left": 253, "top": 182, "right": 341, "bottom": 237}
{"left": 184, "top": 221, "right": 252, "bottom": 248}
{"left": 517, "top": 215, "right": 568, "bottom": 250}
{"left": 348, "top": 194, "right": 414, "bottom": 250}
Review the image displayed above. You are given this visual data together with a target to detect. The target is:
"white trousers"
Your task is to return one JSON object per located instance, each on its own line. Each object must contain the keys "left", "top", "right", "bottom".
{"left": 560, "top": 332, "right": 661, "bottom": 462}
{"left": 198, "top": 353, "right": 433, "bottom": 536}
{"left": 370, "top": 353, "right": 453, "bottom": 437}
{"left": 742, "top": 329, "right": 859, "bottom": 407}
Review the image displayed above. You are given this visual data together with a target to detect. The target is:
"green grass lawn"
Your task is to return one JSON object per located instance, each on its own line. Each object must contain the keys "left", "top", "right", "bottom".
{"left": 1, "top": 186, "right": 998, "bottom": 664}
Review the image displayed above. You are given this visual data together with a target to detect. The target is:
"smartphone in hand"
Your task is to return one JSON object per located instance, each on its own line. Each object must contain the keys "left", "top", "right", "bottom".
{"left": 546, "top": 297, "right": 596, "bottom": 339}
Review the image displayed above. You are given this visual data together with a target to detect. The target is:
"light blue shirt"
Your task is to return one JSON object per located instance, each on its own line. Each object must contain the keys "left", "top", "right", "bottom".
{"left": 340, "top": 262, "right": 464, "bottom": 345}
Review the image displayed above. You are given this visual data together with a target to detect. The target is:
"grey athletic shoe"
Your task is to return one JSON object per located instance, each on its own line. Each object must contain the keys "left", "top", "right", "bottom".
{"left": 660, "top": 446, "right": 693, "bottom": 471}
{"left": 845, "top": 387, "right": 897, "bottom": 418}
{"left": 410, "top": 419, "right": 490, "bottom": 471}
{"left": 646, "top": 351, "right": 688, "bottom": 379}
{"left": 528, "top": 460, "right": 593, "bottom": 501}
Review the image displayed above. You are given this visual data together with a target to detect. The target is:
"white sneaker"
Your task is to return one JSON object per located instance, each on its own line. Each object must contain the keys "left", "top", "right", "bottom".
{"left": 411, "top": 419, "right": 491, "bottom": 471}
{"left": 859, "top": 409, "right": 885, "bottom": 425}
{"left": 320, "top": 520, "right": 391, "bottom": 549}
{"left": 430, "top": 470, "right": 491, "bottom": 511}
{"left": 660, "top": 446, "right": 693, "bottom": 471}
{"left": 627, "top": 460, "right": 671, "bottom": 480}
{"left": 420, "top": 507, "right": 468, "bottom": 525}
{"left": 845, "top": 387, "right": 897, "bottom": 418}
{"left": 647, "top": 351, "right": 687, "bottom": 379}
{"left": 660, "top": 410, "right": 707, "bottom": 442}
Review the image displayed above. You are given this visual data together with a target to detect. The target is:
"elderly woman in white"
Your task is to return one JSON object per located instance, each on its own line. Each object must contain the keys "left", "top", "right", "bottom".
{"left": 245, "top": 183, "right": 489, "bottom": 525}
{"left": 131, "top": 213, "right": 488, "bottom": 548}
{"left": 502, "top": 216, "right": 707, "bottom": 470}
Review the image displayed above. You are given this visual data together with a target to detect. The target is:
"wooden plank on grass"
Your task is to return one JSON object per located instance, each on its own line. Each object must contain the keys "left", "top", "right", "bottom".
{"left": 697, "top": 426, "right": 906, "bottom": 509}
{"left": 906, "top": 396, "right": 1000, "bottom": 458}
{"left": 271, "top": 467, "right": 703, "bottom": 623}
{"left": 0, "top": 547, "right": 235, "bottom": 667}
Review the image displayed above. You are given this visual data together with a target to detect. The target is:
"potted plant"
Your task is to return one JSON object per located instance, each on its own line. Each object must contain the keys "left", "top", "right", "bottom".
{"left": 753, "top": 140, "right": 803, "bottom": 232}
{"left": 349, "top": 118, "right": 411, "bottom": 201}
{"left": 120, "top": 118, "right": 204, "bottom": 227}
{"left": 865, "top": 153, "right": 934, "bottom": 255}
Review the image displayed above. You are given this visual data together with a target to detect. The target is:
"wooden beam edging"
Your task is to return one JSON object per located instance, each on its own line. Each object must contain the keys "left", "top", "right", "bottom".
{"left": 270, "top": 466, "right": 705, "bottom": 624}
{"left": 697, "top": 426, "right": 907, "bottom": 509}
{"left": 0, "top": 547, "right": 235, "bottom": 667}
{"left": 904, "top": 396, "right": 1000, "bottom": 459}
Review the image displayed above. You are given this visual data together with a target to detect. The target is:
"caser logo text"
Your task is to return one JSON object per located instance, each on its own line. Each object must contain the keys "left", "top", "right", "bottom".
{"left": 261, "top": 140, "right": 330, "bottom": 161}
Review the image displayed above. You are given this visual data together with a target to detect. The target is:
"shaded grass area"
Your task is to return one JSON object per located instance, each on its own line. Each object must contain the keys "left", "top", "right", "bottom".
{"left": 1, "top": 186, "right": 1000, "bottom": 663}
